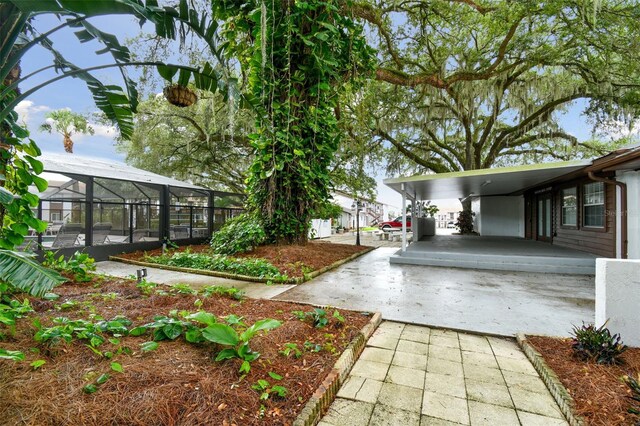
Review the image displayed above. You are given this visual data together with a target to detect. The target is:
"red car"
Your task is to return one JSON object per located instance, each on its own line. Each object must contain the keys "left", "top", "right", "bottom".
{"left": 378, "top": 216, "right": 411, "bottom": 231}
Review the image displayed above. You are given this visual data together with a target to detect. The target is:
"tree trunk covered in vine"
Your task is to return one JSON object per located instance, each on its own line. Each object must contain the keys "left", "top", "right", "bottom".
{"left": 218, "top": 0, "right": 374, "bottom": 244}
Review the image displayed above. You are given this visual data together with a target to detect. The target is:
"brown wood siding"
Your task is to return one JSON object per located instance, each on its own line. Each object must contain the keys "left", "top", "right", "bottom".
{"left": 525, "top": 176, "right": 617, "bottom": 258}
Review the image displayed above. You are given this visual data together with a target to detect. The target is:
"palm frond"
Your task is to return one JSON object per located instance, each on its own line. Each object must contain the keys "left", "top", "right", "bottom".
{"left": 0, "top": 250, "right": 67, "bottom": 297}
{"left": 37, "top": 37, "right": 137, "bottom": 138}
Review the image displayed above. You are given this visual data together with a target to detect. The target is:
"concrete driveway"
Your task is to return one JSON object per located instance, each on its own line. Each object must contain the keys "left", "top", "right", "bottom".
{"left": 277, "top": 248, "right": 594, "bottom": 337}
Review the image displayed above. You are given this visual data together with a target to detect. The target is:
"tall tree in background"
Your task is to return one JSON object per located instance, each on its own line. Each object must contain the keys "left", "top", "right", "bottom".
{"left": 356, "top": 0, "right": 640, "bottom": 196}
{"left": 40, "top": 110, "right": 94, "bottom": 153}
{"left": 120, "top": 91, "right": 253, "bottom": 192}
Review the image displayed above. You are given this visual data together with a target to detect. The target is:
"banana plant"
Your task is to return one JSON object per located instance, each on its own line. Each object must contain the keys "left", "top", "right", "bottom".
{"left": 0, "top": 0, "right": 228, "bottom": 298}
{"left": 1, "top": 0, "right": 226, "bottom": 138}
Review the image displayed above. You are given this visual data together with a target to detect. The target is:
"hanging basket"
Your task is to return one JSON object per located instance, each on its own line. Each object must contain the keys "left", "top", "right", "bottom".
{"left": 163, "top": 84, "right": 197, "bottom": 107}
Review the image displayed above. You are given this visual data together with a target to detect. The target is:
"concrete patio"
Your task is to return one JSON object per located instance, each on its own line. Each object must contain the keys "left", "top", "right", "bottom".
{"left": 390, "top": 235, "right": 597, "bottom": 275}
{"left": 277, "top": 248, "right": 594, "bottom": 337}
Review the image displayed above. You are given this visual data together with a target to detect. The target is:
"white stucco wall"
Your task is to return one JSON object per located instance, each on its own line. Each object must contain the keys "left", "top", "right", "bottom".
{"left": 617, "top": 170, "right": 640, "bottom": 259}
{"left": 478, "top": 196, "right": 525, "bottom": 237}
{"left": 595, "top": 259, "right": 640, "bottom": 347}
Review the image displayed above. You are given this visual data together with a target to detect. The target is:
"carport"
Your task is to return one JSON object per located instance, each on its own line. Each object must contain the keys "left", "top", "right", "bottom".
{"left": 383, "top": 161, "right": 598, "bottom": 274}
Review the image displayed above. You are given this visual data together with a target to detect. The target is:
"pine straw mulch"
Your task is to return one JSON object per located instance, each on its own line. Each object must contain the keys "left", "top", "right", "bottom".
{"left": 529, "top": 336, "right": 640, "bottom": 426}
{"left": 118, "top": 241, "right": 371, "bottom": 279}
{"left": 0, "top": 275, "right": 372, "bottom": 426}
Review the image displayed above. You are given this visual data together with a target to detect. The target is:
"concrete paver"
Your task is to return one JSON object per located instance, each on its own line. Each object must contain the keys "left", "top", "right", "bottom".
{"left": 320, "top": 321, "right": 569, "bottom": 426}
{"left": 468, "top": 401, "right": 520, "bottom": 426}
{"left": 370, "top": 404, "right": 421, "bottom": 426}
{"left": 378, "top": 382, "right": 423, "bottom": 413}
{"left": 360, "top": 347, "right": 395, "bottom": 364}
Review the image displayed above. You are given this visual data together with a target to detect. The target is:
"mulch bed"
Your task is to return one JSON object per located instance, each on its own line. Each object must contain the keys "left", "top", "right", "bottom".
{"left": 529, "top": 336, "right": 640, "bottom": 426}
{"left": 118, "top": 241, "right": 370, "bottom": 279}
{"left": 0, "top": 275, "right": 371, "bottom": 425}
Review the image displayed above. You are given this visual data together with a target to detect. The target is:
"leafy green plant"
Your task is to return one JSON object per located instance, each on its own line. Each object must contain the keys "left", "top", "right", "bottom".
{"left": 571, "top": 322, "right": 627, "bottom": 364}
{"left": 455, "top": 210, "right": 475, "bottom": 234}
{"left": 43, "top": 251, "right": 96, "bottom": 282}
{"left": 251, "top": 372, "right": 287, "bottom": 400}
{"left": 30, "top": 359, "right": 46, "bottom": 370}
{"left": 83, "top": 372, "right": 111, "bottom": 394}
{"left": 201, "top": 318, "right": 282, "bottom": 373}
{"left": 169, "top": 283, "right": 197, "bottom": 295}
{"left": 0, "top": 298, "right": 33, "bottom": 339}
{"left": 210, "top": 213, "right": 266, "bottom": 255}
{"left": 201, "top": 285, "right": 244, "bottom": 300}
{"left": 136, "top": 279, "right": 158, "bottom": 296}
{"left": 140, "top": 341, "right": 159, "bottom": 352}
{"left": 292, "top": 308, "right": 332, "bottom": 328}
{"left": 279, "top": 343, "right": 302, "bottom": 359}
{"left": 57, "top": 300, "right": 79, "bottom": 310}
{"left": 623, "top": 373, "right": 640, "bottom": 421}
{"left": 303, "top": 341, "right": 322, "bottom": 353}
{"left": 33, "top": 315, "right": 133, "bottom": 349}
{"left": 145, "top": 251, "right": 287, "bottom": 281}
{"left": 0, "top": 349, "right": 25, "bottom": 361}
{"left": 130, "top": 315, "right": 197, "bottom": 342}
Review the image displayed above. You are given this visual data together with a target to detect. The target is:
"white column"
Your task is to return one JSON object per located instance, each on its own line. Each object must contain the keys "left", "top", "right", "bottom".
{"left": 402, "top": 183, "right": 407, "bottom": 252}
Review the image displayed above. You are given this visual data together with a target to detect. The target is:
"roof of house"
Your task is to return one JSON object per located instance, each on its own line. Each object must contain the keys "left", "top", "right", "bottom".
{"left": 383, "top": 160, "right": 591, "bottom": 200}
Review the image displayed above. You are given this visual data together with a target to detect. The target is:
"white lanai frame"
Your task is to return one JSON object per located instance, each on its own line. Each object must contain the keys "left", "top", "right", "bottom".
{"left": 386, "top": 161, "right": 591, "bottom": 252}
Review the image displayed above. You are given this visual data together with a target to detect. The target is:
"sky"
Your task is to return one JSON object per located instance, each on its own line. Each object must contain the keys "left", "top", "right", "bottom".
{"left": 15, "top": 12, "right": 620, "bottom": 213}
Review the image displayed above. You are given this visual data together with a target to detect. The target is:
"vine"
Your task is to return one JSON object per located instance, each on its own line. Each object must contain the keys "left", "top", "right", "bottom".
{"left": 216, "top": 0, "right": 375, "bottom": 243}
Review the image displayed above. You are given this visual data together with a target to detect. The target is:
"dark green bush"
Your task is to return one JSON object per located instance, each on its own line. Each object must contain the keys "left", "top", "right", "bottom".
{"left": 210, "top": 214, "right": 266, "bottom": 255}
{"left": 571, "top": 322, "right": 627, "bottom": 364}
{"left": 455, "top": 210, "right": 475, "bottom": 234}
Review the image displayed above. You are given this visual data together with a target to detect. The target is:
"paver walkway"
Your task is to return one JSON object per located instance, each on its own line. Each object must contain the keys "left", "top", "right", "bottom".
{"left": 320, "top": 321, "right": 568, "bottom": 426}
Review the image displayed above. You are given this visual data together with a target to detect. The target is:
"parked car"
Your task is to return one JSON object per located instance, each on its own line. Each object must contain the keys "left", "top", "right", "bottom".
{"left": 379, "top": 216, "right": 411, "bottom": 231}
{"left": 447, "top": 221, "right": 455, "bottom": 228}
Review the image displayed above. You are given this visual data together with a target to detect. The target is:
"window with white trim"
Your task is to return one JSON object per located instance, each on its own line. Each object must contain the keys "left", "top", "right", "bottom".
{"left": 561, "top": 187, "right": 577, "bottom": 226}
{"left": 583, "top": 182, "right": 605, "bottom": 228}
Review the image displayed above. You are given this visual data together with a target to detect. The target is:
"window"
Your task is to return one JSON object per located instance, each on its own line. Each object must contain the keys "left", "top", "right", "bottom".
{"left": 583, "top": 182, "right": 605, "bottom": 227}
{"left": 561, "top": 187, "right": 577, "bottom": 226}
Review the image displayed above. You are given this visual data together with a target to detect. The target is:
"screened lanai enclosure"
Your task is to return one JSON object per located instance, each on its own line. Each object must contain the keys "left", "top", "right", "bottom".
{"left": 22, "top": 154, "right": 244, "bottom": 260}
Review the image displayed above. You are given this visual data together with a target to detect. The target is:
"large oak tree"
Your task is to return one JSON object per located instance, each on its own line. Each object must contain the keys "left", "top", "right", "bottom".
{"left": 356, "top": 0, "right": 640, "bottom": 178}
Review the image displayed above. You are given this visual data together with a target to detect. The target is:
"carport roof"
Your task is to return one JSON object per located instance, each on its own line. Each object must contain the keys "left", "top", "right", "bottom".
{"left": 383, "top": 160, "right": 591, "bottom": 200}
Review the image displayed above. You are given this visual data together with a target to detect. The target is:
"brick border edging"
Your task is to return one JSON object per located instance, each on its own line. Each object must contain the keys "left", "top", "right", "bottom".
{"left": 293, "top": 311, "right": 382, "bottom": 426}
{"left": 109, "top": 246, "right": 375, "bottom": 285}
{"left": 516, "top": 334, "right": 585, "bottom": 426}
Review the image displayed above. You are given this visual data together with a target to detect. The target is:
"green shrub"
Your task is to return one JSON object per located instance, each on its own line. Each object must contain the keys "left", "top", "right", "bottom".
{"left": 210, "top": 214, "right": 266, "bottom": 255}
{"left": 43, "top": 251, "right": 96, "bottom": 282}
{"left": 571, "top": 322, "right": 627, "bottom": 364}
{"left": 455, "top": 210, "right": 475, "bottom": 234}
{"left": 144, "top": 251, "right": 287, "bottom": 281}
